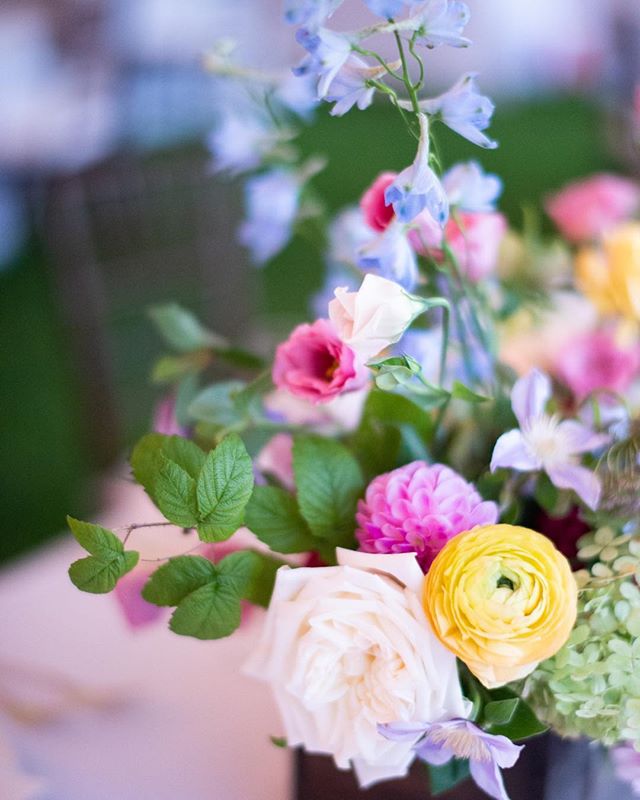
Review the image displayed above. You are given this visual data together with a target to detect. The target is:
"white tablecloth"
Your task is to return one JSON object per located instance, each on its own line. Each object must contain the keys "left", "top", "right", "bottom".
{"left": 0, "top": 479, "right": 291, "bottom": 800}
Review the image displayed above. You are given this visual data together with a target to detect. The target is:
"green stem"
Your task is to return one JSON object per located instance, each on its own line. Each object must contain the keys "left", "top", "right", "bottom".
{"left": 369, "top": 79, "right": 415, "bottom": 133}
{"left": 408, "top": 33, "right": 424, "bottom": 92}
{"left": 351, "top": 45, "right": 404, "bottom": 83}
{"left": 392, "top": 27, "right": 420, "bottom": 116}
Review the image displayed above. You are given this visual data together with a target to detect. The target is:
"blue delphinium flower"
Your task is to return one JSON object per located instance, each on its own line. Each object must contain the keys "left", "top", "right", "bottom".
{"left": 422, "top": 73, "right": 497, "bottom": 149}
{"left": 385, "top": 114, "right": 449, "bottom": 225}
{"left": 358, "top": 221, "right": 419, "bottom": 290}
{"left": 293, "top": 27, "right": 352, "bottom": 99}
{"left": 363, "top": 0, "right": 411, "bottom": 18}
{"left": 379, "top": 718, "right": 523, "bottom": 800}
{"left": 325, "top": 56, "right": 391, "bottom": 116}
{"left": 238, "top": 169, "right": 300, "bottom": 265}
{"left": 284, "top": 0, "right": 343, "bottom": 28}
{"left": 274, "top": 72, "right": 319, "bottom": 120}
{"left": 407, "top": 0, "right": 471, "bottom": 48}
{"left": 207, "top": 112, "right": 278, "bottom": 175}
{"left": 443, "top": 161, "right": 503, "bottom": 212}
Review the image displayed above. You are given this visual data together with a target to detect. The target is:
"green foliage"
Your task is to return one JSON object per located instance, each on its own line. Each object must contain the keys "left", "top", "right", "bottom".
{"left": 143, "top": 550, "right": 284, "bottom": 639}
{"left": 245, "top": 486, "right": 318, "bottom": 554}
{"left": 427, "top": 759, "right": 471, "bottom": 796}
{"left": 149, "top": 303, "right": 227, "bottom": 353}
{"left": 450, "top": 381, "right": 490, "bottom": 404}
{"left": 293, "top": 436, "right": 364, "bottom": 550}
{"left": 130, "top": 433, "right": 254, "bottom": 541}
{"left": 67, "top": 517, "right": 139, "bottom": 594}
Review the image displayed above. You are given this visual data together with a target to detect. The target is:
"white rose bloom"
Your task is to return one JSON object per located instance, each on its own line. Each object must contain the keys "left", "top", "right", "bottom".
{"left": 328, "top": 274, "right": 426, "bottom": 361}
{"left": 244, "top": 548, "right": 469, "bottom": 788}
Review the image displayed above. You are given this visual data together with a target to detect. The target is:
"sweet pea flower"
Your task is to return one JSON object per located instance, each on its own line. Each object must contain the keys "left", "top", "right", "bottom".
{"left": 363, "top": 0, "right": 421, "bottom": 18}
{"left": 274, "top": 72, "right": 319, "bottom": 119}
{"left": 358, "top": 220, "right": 419, "bottom": 290}
{"left": 328, "top": 206, "right": 376, "bottom": 265}
{"left": 361, "top": 172, "right": 398, "bottom": 232}
{"left": 421, "top": 73, "right": 497, "bottom": 149}
{"left": 325, "top": 56, "right": 391, "bottom": 116}
{"left": 329, "top": 273, "right": 426, "bottom": 359}
{"left": 238, "top": 169, "right": 300, "bottom": 264}
{"left": 546, "top": 174, "right": 640, "bottom": 243}
{"left": 284, "top": 0, "right": 343, "bottom": 28}
{"left": 379, "top": 718, "right": 523, "bottom": 800}
{"left": 443, "top": 161, "right": 503, "bottom": 212}
{"left": 272, "top": 318, "right": 367, "bottom": 404}
{"left": 293, "top": 28, "right": 352, "bottom": 100}
{"left": 405, "top": 0, "right": 471, "bottom": 49}
{"left": 207, "top": 113, "right": 278, "bottom": 175}
{"left": 385, "top": 114, "right": 449, "bottom": 225}
{"left": 490, "top": 369, "right": 609, "bottom": 510}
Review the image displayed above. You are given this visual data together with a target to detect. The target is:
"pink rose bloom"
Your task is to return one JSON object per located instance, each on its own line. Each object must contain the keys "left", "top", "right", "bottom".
{"left": 360, "top": 172, "right": 397, "bottom": 232}
{"left": 555, "top": 328, "right": 640, "bottom": 401}
{"left": 546, "top": 174, "right": 640, "bottom": 243}
{"left": 256, "top": 433, "right": 294, "bottom": 490}
{"left": 272, "top": 318, "right": 366, "bottom": 404}
{"left": 355, "top": 461, "right": 498, "bottom": 571}
{"left": 410, "top": 210, "right": 506, "bottom": 282}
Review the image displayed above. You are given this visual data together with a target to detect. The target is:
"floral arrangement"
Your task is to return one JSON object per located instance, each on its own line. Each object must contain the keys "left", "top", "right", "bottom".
{"left": 67, "top": 1, "right": 640, "bottom": 798}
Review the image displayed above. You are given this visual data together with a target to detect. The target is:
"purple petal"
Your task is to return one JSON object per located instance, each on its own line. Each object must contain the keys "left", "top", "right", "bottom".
{"left": 470, "top": 759, "right": 511, "bottom": 800}
{"left": 490, "top": 430, "right": 540, "bottom": 472}
{"left": 556, "top": 420, "right": 610, "bottom": 455}
{"left": 546, "top": 463, "right": 601, "bottom": 510}
{"left": 415, "top": 738, "right": 455, "bottom": 766}
{"left": 511, "top": 369, "right": 551, "bottom": 428}
{"left": 377, "top": 721, "right": 429, "bottom": 743}
{"left": 483, "top": 734, "right": 523, "bottom": 769}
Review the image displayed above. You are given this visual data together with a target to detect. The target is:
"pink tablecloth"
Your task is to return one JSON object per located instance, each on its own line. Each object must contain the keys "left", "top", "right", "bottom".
{"left": 0, "top": 479, "right": 291, "bottom": 800}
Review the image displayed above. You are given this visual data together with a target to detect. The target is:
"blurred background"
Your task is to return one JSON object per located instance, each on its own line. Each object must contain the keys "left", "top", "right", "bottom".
{"left": 2, "top": 0, "right": 639, "bottom": 566}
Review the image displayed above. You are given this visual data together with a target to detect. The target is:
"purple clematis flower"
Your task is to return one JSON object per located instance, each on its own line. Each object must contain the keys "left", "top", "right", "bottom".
{"left": 406, "top": 0, "right": 471, "bottom": 49}
{"left": 324, "top": 56, "right": 392, "bottom": 116}
{"left": 490, "top": 369, "right": 610, "bottom": 510}
{"left": 378, "top": 718, "right": 523, "bottom": 800}
{"left": 385, "top": 114, "right": 449, "bottom": 225}
{"left": 293, "top": 27, "right": 352, "bottom": 100}
{"left": 284, "top": 0, "right": 343, "bottom": 28}
{"left": 358, "top": 220, "right": 419, "bottom": 290}
{"left": 421, "top": 72, "right": 497, "bottom": 149}
{"left": 443, "top": 161, "right": 503, "bottom": 212}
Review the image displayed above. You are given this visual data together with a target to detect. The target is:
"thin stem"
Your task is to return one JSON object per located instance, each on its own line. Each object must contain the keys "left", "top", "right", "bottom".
{"left": 118, "top": 521, "right": 190, "bottom": 547}
{"left": 140, "top": 543, "right": 203, "bottom": 564}
{"left": 408, "top": 33, "right": 424, "bottom": 92}
{"left": 351, "top": 45, "right": 404, "bottom": 83}
{"left": 369, "top": 79, "right": 415, "bottom": 134}
{"left": 392, "top": 28, "right": 420, "bottom": 116}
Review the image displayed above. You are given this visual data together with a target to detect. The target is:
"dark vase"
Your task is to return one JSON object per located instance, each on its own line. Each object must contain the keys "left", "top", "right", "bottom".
{"left": 295, "top": 734, "right": 549, "bottom": 799}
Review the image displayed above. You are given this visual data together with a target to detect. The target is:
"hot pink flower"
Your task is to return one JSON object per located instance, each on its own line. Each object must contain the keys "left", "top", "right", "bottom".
{"left": 360, "top": 171, "right": 397, "bottom": 232}
{"left": 410, "top": 210, "right": 506, "bottom": 282}
{"left": 555, "top": 328, "right": 640, "bottom": 401}
{"left": 546, "top": 174, "right": 640, "bottom": 243}
{"left": 272, "top": 318, "right": 366, "bottom": 404}
{"left": 355, "top": 461, "right": 498, "bottom": 571}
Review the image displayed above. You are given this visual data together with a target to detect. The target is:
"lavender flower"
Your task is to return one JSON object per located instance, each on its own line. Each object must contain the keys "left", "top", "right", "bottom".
{"left": 406, "top": 0, "right": 471, "bottom": 48}
{"left": 328, "top": 207, "right": 374, "bottom": 266}
{"left": 421, "top": 73, "right": 497, "bottom": 149}
{"left": 379, "top": 718, "right": 523, "bottom": 800}
{"left": 363, "top": 0, "right": 419, "bottom": 18}
{"left": 293, "top": 27, "right": 352, "bottom": 100}
{"left": 238, "top": 169, "right": 300, "bottom": 265}
{"left": 490, "top": 369, "right": 610, "bottom": 510}
{"left": 284, "top": 0, "right": 343, "bottom": 28}
{"left": 443, "top": 161, "right": 503, "bottom": 212}
{"left": 325, "top": 56, "right": 389, "bottom": 116}
{"left": 207, "top": 113, "right": 278, "bottom": 175}
{"left": 274, "top": 72, "right": 319, "bottom": 119}
{"left": 358, "top": 221, "right": 419, "bottom": 290}
{"left": 385, "top": 114, "right": 449, "bottom": 225}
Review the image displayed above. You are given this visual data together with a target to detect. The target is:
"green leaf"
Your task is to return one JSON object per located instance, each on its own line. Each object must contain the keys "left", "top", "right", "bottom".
{"left": 142, "top": 555, "right": 217, "bottom": 606}
{"left": 270, "top": 736, "right": 287, "bottom": 748}
{"left": 427, "top": 759, "right": 471, "bottom": 796}
{"left": 216, "top": 347, "right": 266, "bottom": 370}
{"left": 219, "top": 550, "right": 285, "bottom": 608}
{"left": 130, "top": 433, "right": 205, "bottom": 494}
{"left": 188, "top": 381, "right": 248, "bottom": 428}
{"left": 69, "top": 551, "right": 139, "bottom": 594}
{"left": 534, "top": 473, "right": 560, "bottom": 513}
{"left": 483, "top": 698, "right": 520, "bottom": 727}
{"left": 196, "top": 434, "right": 254, "bottom": 541}
{"left": 67, "top": 516, "right": 125, "bottom": 557}
{"left": 169, "top": 579, "right": 241, "bottom": 640}
{"left": 148, "top": 303, "right": 227, "bottom": 353}
{"left": 482, "top": 688, "right": 548, "bottom": 740}
{"left": 451, "top": 380, "right": 490, "bottom": 404}
{"left": 153, "top": 458, "right": 199, "bottom": 527}
{"left": 293, "top": 436, "right": 364, "bottom": 547}
{"left": 245, "top": 486, "right": 318, "bottom": 554}
{"left": 151, "top": 351, "right": 211, "bottom": 384}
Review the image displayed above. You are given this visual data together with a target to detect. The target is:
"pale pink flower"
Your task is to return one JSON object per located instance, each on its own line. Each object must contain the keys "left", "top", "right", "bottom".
{"left": 152, "top": 394, "right": 187, "bottom": 436}
{"left": 255, "top": 433, "right": 294, "bottom": 491}
{"left": 546, "top": 174, "right": 640, "bottom": 243}
{"left": 355, "top": 461, "right": 498, "bottom": 571}
{"left": 555, "top": 328, "right": 640, "bottom": 401}
{"left": 114, "top": 566, "right": 166, "bottom": 630}
{"left": 272, "top": 318, "right": 366, "bottom": 404}
{"left": 360, "top": 171, "right": 397, "bottom": 232}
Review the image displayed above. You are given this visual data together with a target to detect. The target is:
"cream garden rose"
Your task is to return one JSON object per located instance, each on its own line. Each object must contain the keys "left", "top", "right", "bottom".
{"left": 328, "top": 274, "right": 426, "bottom": 360}
{"left": 245, "top": 548, "right": 469, "bottom": 787}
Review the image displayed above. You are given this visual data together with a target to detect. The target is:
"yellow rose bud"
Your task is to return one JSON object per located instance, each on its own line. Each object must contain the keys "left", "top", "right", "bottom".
{"left": 422, "top": 524, "right": 577, "bottom": 689}
{"left": 575, "top": 222, "right": 640, "bottom": 322}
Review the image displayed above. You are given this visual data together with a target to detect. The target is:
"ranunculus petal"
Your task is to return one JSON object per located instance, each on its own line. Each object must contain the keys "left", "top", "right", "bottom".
{"left": 490, "top": 429, "right": 539, "bottom": 472}
{"left": 510, "top": 369, "right": 551, "bottom": 427}
{"left": 546, "top": 463, "right": 602, "bottom": 510}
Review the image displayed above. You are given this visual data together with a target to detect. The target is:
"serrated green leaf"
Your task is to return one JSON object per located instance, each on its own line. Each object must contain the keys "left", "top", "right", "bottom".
{"left": 293, "top": 436, "right": 364, "bottom": 547}
{"left": 142, "top": 555, "right": 217, "bottom": 606}
{"left": 169, "top": 579, "right": 242, "bottom": 639}
{"left": 154, "top": 458, "right": 199, "bottom": 527}
{"left": 219, "top": 550, "right": 285, "bottom": 608}
{"left": 196, "top": 434, "right": 254, "bottom": 541}
{"left": 68, "top": 550, "right": 139, "bottom": 594}
{"left": 245, "top": 486, "right": 318, "bottom": 554}
{"left": 130, "top": 434, "right": 205, "bottom": 511}
{"left": 67, "top": 516, "right": 124, "bottom": 557}
{"left": 188, "top": 381, "right": 248, "bottom": 428}
{"left": 427, "top": 759, "right": 471, "bottom": 796}
{"left": 148, "top": 303, "right": 227, "bottom": 353}
{"left": 451, "top": 380, "right": 490, "bottom": 404}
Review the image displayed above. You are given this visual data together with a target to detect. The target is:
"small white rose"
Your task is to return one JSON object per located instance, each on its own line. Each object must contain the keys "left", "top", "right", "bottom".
{"left": 244, "top": 548, "right": 469, "bottom": 788}
{"left": 328, "top": 274, "right": 425, "bottom": 360}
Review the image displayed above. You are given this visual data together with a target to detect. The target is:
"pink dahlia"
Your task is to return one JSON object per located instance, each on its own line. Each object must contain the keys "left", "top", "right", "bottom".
{"left": 355, "top": 461, "right": 498, "bottom": 571}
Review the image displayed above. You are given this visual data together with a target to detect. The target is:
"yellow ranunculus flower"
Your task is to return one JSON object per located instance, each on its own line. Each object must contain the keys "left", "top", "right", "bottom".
{"left": 575, "top": 222, "right": 640, "bottom": 322}
{"left": 422, "top": 524, "right": 577, "bottom": 689}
